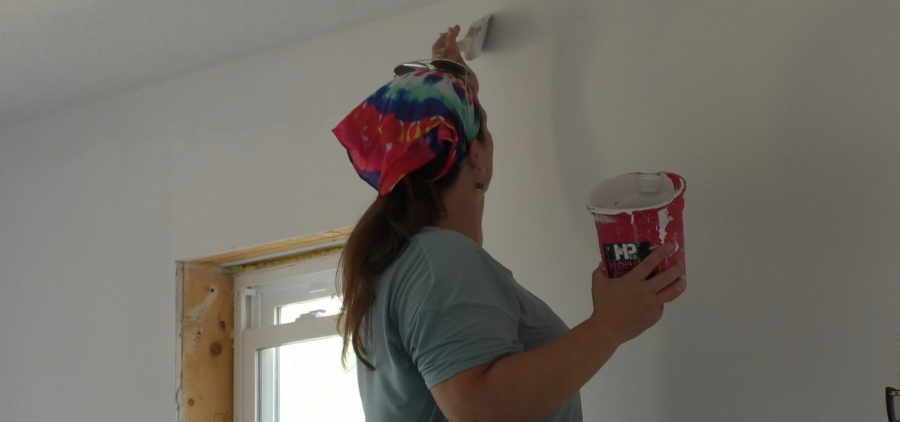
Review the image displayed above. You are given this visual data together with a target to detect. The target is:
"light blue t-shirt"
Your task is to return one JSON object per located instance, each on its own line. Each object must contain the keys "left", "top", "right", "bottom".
{"left": 358, "top": 226, "right": 583, "bottom": 422}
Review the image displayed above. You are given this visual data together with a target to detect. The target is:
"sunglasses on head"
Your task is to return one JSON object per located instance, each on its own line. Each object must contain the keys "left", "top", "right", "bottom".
{"left": 888, "top": 387, "right": 900, "bottom": 422}
{"left": 393, "top": 58, "right": 472, "bottom": 80}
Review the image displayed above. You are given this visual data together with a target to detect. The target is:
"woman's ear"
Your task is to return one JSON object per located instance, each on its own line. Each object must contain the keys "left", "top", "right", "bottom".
{"left": 465, "top": 145, "right": 482, "bottom": 168}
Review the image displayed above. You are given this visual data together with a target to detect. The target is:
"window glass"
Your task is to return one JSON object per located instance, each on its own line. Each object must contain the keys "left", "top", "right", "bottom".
{"left": 259, "top": 336, "right": 363, "bottom": 422}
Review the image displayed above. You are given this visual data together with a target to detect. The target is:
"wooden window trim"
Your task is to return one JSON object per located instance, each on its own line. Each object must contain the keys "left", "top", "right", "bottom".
{"left": 176, "top": 227, "right": 353, "bottom": 422}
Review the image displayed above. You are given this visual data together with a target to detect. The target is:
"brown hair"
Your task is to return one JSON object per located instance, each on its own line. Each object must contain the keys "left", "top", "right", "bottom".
{"left": 337, "top": 131, "right": 484, "bottom": 370}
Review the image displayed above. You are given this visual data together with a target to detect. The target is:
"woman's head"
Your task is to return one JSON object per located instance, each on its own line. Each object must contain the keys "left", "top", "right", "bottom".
{"left": 333, "top": 68, "right": 488, "bottom": 370}
{"left": 333, "top": 67, "right": 484, "bottom": 196}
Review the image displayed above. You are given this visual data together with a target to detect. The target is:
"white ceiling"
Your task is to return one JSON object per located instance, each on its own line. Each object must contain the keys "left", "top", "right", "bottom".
{"left": 0, "top": 0, "right": 440, "bottom": 128}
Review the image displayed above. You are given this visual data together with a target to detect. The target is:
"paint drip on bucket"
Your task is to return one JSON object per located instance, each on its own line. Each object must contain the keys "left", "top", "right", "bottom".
{"left": 588, "top": 172, "right": 686, "bottom": 279}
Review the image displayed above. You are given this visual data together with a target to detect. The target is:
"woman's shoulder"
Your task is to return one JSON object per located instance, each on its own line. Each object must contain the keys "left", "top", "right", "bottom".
{"left": 405, "top": 226, "right": 515, "bottom": 302}
{"left": 413, "top": 226, "right": 482, "bottom": 252}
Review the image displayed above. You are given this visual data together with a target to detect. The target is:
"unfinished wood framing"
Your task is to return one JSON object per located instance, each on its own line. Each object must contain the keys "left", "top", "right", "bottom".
{"left": 177, "top": 227, "right": 352, "bottom": 422}
{"left": 180, "top": 264, "right": 235, "bottom": 422}
{"left": 188, "top": 227, "right": 353, "bottom": 266}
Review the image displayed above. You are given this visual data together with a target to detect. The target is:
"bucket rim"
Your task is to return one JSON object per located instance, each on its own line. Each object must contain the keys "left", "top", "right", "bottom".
{"left": 587, "top": 172, "right": 686, "bottom": 216}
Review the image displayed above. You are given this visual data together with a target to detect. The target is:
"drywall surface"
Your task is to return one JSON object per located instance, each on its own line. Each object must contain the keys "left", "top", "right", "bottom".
{"left": 0, "top": 0, "right": 898, "bottom": 420}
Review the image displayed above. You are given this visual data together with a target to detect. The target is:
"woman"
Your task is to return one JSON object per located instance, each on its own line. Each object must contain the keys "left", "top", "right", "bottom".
{"left": 333, "top": 25, "right": 687, "bottom": 422}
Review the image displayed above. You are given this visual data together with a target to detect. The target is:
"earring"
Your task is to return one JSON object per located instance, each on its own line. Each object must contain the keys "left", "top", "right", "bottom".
{"left": 475, "top": 166, "right": 486, "bottom": 191}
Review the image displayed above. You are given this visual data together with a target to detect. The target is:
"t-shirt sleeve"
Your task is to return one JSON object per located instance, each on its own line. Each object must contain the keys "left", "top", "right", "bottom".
{"left": 398, "top": 237, "right": 524, "bottom": 389}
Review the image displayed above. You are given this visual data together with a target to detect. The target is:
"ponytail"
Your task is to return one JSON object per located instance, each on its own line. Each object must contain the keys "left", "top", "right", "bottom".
{"left": 337, "top": 132, "right": 483, "bottom": 370}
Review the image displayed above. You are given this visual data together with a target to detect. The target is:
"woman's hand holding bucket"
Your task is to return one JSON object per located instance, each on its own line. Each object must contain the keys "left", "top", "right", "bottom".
{"left": 589, "top": 243, "right": 687, "bottom": 346}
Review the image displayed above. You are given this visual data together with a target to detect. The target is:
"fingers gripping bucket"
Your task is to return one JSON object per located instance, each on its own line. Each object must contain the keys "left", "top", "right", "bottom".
{"left": 588, "top": 172, "right": 686, "bottom": 279}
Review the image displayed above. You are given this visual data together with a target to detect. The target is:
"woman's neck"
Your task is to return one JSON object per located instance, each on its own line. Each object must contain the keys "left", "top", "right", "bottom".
{"left": 436, "top": 187, "right": 485, "bottom": 246}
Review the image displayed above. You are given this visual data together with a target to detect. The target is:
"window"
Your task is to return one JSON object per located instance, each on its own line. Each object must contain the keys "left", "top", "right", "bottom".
{"left": 234, "top": 253, "right": 364, "bottom": 422}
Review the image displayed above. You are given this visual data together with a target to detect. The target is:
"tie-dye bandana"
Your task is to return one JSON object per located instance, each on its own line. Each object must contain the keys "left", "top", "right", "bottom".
{"left": 333, "top": 69, "right": 482, "bottom": 196}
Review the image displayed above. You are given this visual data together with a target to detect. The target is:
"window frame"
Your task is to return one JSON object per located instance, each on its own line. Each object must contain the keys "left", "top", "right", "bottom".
{"left": 176, "top": 226, "right": 353, "bottom": 422}
{"left": 233, "top": 253, "right": 346, "bottom": 422}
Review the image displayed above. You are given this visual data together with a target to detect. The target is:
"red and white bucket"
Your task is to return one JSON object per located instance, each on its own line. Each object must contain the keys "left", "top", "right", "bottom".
{"left": 588, "top": 172, "right": 686, "bottom": 279}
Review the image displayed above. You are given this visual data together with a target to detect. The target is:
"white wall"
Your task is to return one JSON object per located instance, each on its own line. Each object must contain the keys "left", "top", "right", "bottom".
{"left": 1, "top": 0, "right": 898, "bottom": 421}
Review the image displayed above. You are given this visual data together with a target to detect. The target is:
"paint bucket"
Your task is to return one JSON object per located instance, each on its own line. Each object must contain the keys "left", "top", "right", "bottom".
{"left": 587, "top": 172, "right": 686, "bottom": 279}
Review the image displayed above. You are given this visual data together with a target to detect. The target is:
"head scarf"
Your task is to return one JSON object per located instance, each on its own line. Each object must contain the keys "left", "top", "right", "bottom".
{"left": 332, "top": 69, "right": 482, "bottom": 196}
